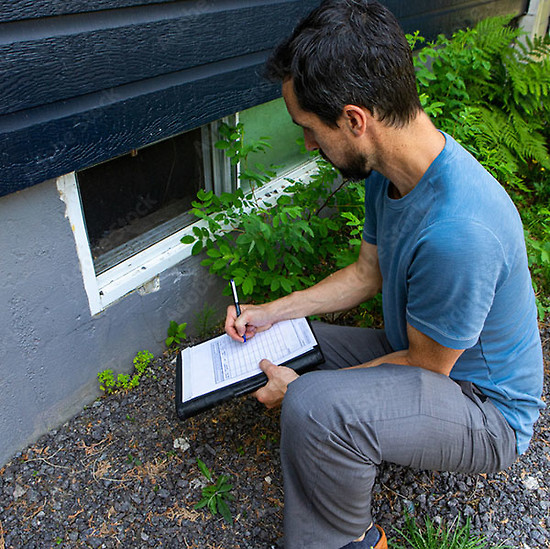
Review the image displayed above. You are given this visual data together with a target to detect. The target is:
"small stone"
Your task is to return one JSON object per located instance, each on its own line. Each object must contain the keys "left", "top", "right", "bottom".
{"left": 13, "top": 484, "right": 27, "bottom": 499}
{"left": 522, "top": 476, "right": 539, "bottom": 491}
{"left": 265, "top": 476, "right": 272, "bottom": 484}
{"left": 173, "top": 438, "right": 190, "bottom": 452}
{"left": 190, "top": 478, "right": 206, "bottom": 490}
{"left": 403, "top": 499, "right": 415, "bottom": 514}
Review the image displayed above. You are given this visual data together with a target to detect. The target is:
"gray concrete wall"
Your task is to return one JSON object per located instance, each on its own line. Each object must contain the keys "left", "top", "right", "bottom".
{"left": 0, "top": 178, "right": 227, "bottom": 466}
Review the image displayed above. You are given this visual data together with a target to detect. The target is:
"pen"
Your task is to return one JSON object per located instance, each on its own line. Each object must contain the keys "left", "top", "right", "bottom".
{"left": 229, "top": 278, "right": 246, "bottom": 342}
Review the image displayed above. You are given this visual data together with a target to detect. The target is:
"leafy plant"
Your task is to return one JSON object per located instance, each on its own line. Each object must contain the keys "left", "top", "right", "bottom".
{"left": 391, "top": 512, "right": 510, "bottom": 549}
{"left": 194, "top": 305, "right": 219, "bottom": 339}
{"left": 126, "top": 453, "right": 142, "bottom": 467}
{"left": 166, "top": 320, "right": 187, "bottom": 348}
{"left": 524, "top": 204, "right": 550, "bottom": 319}
{"left": 194, "top": 458, "right": 235, "bottom": 523}
{"left": 182, "top": 123, "right": 365, "bottom": 303}
{"left": 134, "top": 350, "right": 154, "bottom": 377}
{"left": 97, "top": 350, "right": 154, "bottom": 394}
{"left": 97, "top": 369, "right": 116, "bottom": 393}
{"left": 409, "top": 17, "right": 550, "bottom": 191}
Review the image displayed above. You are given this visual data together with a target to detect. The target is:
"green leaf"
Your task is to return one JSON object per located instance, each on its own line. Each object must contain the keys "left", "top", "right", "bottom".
{"left": 217, "top": 497, "right": 232, "bottom": 523}
{"left": 219, "top": 243, "right": 232, "bottom": 256}
{"left": 242, "top": 276, "right": 255, "bottom": 295}
{"left": 206, "top": 248, "right": 222, "bottom": 258}
{"left": 197, "top": 458, "right": 212, "bottom": 481}
{"left": 180, "top": 235, "right": 195, "bottom": 244}
{"left": 194, "top": 499, "right": 209, "bottom": 510}
{"left": 197, "top": 189, "right": 213, "bottom": 201}
{"left": 208, "top": 498, "right": 218, "bottom": 515}
{"left": 280, "top": 278, "right": 292, "bottom": 293}
{"left": 212, "top": 258, "right": 228, "bottom": 271}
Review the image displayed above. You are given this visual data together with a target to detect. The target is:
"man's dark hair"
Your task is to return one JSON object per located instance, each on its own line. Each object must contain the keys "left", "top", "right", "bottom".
{"left": 265, "top": 0, "right": 422, "bottom": 128}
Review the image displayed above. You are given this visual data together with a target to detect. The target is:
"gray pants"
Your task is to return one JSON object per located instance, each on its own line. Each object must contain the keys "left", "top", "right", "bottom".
{"left": 280, "top": 322, "right": 518, "bottom": 549}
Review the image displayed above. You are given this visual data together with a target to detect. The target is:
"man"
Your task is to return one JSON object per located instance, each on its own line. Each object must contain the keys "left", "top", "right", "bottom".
{"left": 225, "top": 2, "right": 545, "bottom": 548}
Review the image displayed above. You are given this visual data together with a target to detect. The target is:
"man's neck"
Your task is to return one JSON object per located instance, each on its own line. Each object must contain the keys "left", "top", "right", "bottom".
{"left": 372, "top": 112, "right": 445, "bottom": 199}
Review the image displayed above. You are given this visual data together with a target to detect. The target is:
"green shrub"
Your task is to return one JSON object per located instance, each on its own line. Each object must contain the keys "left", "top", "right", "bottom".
{"left": 182, "top": 124, "right": 366, "bottom": 303}
{"left": 410, "top": 17, "right": 550, "bottom": 190}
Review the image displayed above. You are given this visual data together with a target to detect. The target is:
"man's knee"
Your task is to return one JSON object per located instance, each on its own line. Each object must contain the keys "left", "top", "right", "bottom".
{"left": 282, "top": 372, "right": 336, "bottom": 444}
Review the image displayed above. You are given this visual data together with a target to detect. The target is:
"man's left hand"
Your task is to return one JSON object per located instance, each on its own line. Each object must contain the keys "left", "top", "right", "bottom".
{"left": 253, "top": 359, "right": 299, "bottom": 409}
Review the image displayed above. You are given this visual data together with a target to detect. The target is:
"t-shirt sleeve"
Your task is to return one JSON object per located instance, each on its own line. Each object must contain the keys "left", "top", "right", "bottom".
{"left": 406, "top": 220, "right": 508, "bottom": 350}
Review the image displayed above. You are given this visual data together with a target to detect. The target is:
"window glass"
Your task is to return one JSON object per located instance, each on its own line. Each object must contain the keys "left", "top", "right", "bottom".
{"left": 77, "top": 126, "right": 214, "bottom": 275}
{"left": 239, "top": 97, "right": 304, "bottom": 176}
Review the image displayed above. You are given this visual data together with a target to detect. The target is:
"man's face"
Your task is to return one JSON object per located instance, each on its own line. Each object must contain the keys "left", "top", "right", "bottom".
{"left": 282, "top": 80, "right": 372, "bottom": 181}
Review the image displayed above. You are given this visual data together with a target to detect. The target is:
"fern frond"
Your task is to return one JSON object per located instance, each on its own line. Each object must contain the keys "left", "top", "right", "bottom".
{"left": 474, "top": 15, "right": 518, "bottom": 54}
{"left": 477, "top": 106, "right": 550, "bottom": 168}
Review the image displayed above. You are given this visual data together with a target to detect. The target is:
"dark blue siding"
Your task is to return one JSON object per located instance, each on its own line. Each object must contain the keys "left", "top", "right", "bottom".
{"left": 0, "top": 0, "right": 528, "bottom": 196}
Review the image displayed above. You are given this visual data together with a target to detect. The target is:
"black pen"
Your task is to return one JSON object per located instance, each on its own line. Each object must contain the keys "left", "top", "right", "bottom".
{"left": 229, "top": 278, "right": 246, "bottom": 342}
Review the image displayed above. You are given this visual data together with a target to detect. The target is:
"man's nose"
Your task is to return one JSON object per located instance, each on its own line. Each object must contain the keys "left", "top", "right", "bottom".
{"left": 303, "top": 129, "right": 319, "bottom": 151}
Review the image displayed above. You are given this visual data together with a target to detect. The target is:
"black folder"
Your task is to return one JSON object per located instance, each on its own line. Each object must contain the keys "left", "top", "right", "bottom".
{"left": 175, "top": 321, "right": 324, "bottom": 420}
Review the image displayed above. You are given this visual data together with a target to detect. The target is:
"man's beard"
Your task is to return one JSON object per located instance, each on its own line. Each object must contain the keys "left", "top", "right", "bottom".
{"left": 320, "top": 149, "right": 372, "bottom": 181}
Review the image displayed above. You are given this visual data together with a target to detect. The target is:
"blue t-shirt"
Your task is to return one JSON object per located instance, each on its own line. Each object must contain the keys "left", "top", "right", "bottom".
{"left": 362, "top": 133, "right": 544, "bottom": 454}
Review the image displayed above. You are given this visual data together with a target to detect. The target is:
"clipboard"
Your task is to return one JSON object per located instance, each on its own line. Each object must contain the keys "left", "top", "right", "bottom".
{"left": 175, "top": 318, "right": 324, "bottom": 420}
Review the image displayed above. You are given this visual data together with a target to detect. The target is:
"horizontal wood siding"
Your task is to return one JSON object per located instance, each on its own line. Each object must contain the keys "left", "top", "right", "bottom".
{"left": 389, "top": 0, "right": 528, "bottom": 35}
{"left": 0, "top": 0, "right": 180, "bottom": 22}
{"left": 0, "top": 1, "right": 320, "bottom": 115}
{"left": 0, "top": 0, "right": 528, "bottom": 196}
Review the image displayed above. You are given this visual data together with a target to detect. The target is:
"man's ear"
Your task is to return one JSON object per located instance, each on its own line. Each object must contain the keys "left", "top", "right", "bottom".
{"left": 342, "top": 105, "right": 370, "bottom": 136}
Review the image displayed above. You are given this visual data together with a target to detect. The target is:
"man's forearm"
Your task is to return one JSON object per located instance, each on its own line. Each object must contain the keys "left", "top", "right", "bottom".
{"left": 348, "top": 350, "right": 410, "bottom": 370}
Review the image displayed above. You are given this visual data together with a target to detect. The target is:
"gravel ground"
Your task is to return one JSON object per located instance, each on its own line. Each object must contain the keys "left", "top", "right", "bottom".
{"left": 0, "top": 323, "right": 548, "bottom": 549}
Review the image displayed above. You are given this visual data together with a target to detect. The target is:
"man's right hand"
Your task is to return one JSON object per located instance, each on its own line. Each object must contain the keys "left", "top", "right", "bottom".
{"left": 224, "top": 303, "right": 276, "bottom": 343}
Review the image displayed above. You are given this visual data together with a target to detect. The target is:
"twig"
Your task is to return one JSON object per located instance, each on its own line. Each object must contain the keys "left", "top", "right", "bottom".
{"left": 26, "top": 448, "right": 72, "bottom": 469}
{"left": 28, "top": 457, "right": 72, "bottom": 470}
{"left": 0, "top": 518, "right": 5, "bottom": 549}
{"left": 313, "top": 176, "right": 349, "bottom": 219}
{"left": 381, "top": 482, "right": 410, "bottom": 501}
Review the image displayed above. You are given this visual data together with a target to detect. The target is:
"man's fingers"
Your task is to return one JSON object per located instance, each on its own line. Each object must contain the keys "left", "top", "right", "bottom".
{"left": 225, "top": 304, "right": 249, "bottom": 342}
{"left": 259, "top": 358, "right": 277, "bottom": 376}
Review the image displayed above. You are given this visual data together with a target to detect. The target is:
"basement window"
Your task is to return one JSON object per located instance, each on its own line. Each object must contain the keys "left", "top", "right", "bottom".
{"left": 77, "top": 120, "right": 235, "bottom": 275}
{"left": 58, "top": 101, "right": 317, "bottom": 316}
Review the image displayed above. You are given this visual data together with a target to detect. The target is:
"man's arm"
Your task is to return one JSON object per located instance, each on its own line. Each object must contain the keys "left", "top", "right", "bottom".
{"left": 348, "top": 322, "right": 464, "bottom": 376}
{"left": 225, "top": 240, "right": 382, "bottom": 342}
{"left": 254, "top": 322, "right": 464, "bottom": 408}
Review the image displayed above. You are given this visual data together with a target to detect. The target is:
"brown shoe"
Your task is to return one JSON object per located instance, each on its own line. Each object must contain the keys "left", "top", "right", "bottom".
{"left": 372, "top": 525, "right": 387, "bottom": 549}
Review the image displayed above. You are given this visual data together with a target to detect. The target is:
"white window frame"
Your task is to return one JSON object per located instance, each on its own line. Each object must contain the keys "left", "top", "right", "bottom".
{"left": 58, "top": 121, "right": 318, "bottom": 315}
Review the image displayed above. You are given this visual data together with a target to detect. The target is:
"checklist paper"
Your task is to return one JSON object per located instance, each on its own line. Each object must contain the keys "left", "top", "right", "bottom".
{"left": 180, "top": 318, "right": 317, "bottom": 403}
